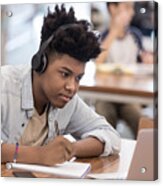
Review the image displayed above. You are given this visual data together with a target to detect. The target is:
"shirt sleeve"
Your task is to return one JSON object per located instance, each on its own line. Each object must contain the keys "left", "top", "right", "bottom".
{"left": 81, "top": 128, "right": 121, "bottom": 156}
{"left": 66, "top": 95, "right": 121, "bottom": 156}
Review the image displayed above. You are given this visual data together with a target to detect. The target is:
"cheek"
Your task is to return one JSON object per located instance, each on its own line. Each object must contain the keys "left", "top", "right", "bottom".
{"left": 44, "top": 74, "right": 66, "bottom": 94}
{"left": 75, "top": 84, "right": 80, "bottom": 92}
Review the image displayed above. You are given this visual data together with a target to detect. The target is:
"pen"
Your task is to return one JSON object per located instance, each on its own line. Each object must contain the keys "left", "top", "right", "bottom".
{"left": 69, "top": 156, "right": 76, "bottom": 162}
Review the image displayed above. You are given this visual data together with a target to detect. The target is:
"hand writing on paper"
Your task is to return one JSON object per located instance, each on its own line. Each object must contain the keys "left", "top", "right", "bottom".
{"left": 39, "top": 136, "right": 74, "bottom": 166}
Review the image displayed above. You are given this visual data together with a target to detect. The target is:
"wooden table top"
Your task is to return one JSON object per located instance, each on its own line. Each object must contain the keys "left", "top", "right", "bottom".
{"left": 80, "top": 72, "right": 154, "bottom": 98}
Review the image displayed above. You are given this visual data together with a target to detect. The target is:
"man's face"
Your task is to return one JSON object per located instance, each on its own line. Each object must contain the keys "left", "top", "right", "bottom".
{"left": 38, "top": 54, "right": 85, "bottom": 108}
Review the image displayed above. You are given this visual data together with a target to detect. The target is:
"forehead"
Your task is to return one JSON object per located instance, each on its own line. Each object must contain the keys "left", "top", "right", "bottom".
{"left": 48, "top": 54, "right": 85, "bottom": 73}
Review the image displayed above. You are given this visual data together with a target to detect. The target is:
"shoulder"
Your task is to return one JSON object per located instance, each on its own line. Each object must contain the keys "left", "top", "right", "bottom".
{"left": 128, "top": 26, "right": 143, "bottom": 49}
{"left": 1, "top": 64, "right": 30, "bottom": 80}
{"left": 1, "top": 64, "right": 31, "bottom": 94}
{"left": 129, "top": 26, "right": 143, "bottom": 38}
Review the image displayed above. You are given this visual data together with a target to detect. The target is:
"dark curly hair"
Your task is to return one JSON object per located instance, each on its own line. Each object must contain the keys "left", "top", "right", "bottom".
{"left": 40, "top": 4, "right": 101, "bottom": 62}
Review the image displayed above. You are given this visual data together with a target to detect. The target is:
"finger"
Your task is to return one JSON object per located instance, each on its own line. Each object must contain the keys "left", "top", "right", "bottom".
{"left": 62, "top": 138, "right": 73, "bottom": 154}
{"left": 55, "top": 136, "right": 73, "bottom": 156}
{"left": 63, "top": 149, "right": 72, "bottom": 162}
{"left": 65, "top": 143, "right": 73, "bottom": 156}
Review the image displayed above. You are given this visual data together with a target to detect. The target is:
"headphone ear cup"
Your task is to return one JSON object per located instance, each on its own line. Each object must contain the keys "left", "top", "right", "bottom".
{"left": 32, "top": 52, "right": 48, "bottom": 73}
{"left": 40, "top": 53, "right": 48, "bottom": 73}
{"left": 32, "top": 53, "right": 41, "bottom": 72}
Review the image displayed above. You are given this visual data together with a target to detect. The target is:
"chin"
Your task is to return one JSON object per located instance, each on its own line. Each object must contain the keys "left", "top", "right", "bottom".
{"left": 52, "top": 101, "right": 68, "bottom": 108}
{"left": 55, "top": 104, "right": 66, "bottom": 108}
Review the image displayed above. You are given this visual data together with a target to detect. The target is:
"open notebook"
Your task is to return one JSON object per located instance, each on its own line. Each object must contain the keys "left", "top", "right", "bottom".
{"left": 6, "top": 161, "right": 91, "bottom": 178}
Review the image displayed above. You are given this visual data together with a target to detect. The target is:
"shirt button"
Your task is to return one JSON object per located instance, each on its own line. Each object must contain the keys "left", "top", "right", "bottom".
{"left": 21, "top": 123, "right": 25, "bottom": 127}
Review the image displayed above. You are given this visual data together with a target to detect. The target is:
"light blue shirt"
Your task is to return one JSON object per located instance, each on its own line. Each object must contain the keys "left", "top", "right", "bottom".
{"left": 1, "top": 65, "right": 121, "bottom": 156}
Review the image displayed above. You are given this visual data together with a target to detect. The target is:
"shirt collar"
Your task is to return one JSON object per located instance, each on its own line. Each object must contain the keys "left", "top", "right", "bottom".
{"left": 21, "top": 67, "right": 34, "bottom": 117}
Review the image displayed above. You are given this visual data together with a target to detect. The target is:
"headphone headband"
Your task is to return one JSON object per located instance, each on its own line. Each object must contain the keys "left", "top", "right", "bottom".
{"left": 39, "top": 23, "right": 79, "bottom": 53}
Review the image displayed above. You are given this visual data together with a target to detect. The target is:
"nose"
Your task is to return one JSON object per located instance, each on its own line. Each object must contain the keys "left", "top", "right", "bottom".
{"left": 65, "top": 77, "right": 78, "bottom": 93}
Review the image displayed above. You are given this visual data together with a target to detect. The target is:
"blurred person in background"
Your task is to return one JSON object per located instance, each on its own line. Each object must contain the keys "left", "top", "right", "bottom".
{"left": 95, "top": 2, "right": 155, "bottom": 139}
{"left": 96, "top": 1, "right": 154, "bottom": 65}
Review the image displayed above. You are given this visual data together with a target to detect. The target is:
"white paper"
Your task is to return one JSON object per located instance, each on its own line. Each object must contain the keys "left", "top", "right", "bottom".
{"left": 6, "top": 161, "right": 91, "bottom": 178}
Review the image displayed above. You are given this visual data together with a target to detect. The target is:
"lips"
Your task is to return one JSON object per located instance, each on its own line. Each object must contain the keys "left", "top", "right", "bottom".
{"left": 59, "top": 94, "right": 72, "bottom": 102}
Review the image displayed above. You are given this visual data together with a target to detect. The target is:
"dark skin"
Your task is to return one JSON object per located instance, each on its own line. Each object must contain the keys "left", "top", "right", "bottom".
{"left": 32, "top": 54, "right": 85, "bottom": 114}
{"left": 2, "top": 54, "right": 104, "bottom": 166}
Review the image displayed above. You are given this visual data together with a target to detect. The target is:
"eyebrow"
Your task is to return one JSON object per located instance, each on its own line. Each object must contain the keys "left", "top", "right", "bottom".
{"left": 61, "top": 67, "right": 85, "bottom": 77}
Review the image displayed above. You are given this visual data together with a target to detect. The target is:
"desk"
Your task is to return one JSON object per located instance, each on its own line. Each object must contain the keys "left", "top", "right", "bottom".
{"left": 1, "top": 139, "right": 136, "bottom": 179}
{"left": 79, "top": 72, "right": 154, "bottom": 105}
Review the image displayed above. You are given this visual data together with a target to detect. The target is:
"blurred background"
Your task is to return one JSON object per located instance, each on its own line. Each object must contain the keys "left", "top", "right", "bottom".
{"left": 1, "top": 2, "right": 157, "bottom": 139}
{"left": 1, "top": 3, "right": 91, "bottom": 66}
{"left": 1, "top": 2, "right": 157, "bottom": 66}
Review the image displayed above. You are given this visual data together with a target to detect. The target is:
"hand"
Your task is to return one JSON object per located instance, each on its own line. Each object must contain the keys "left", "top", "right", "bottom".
{"left": 110, "top": 11, "right": 132, "bottom": 38}
{"left": 39, "top": 136, "right": 74, "bottom": 166}
{"left": 140, "top": 51, "right": 154, "bottom": 64}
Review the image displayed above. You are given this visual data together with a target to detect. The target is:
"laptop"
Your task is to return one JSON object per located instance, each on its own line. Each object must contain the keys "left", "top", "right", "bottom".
{"left": 88, "top": 128, "right": 158, "bottom": 180}
{"left": 127, "top": 128, "right": 158, "bottom": 181}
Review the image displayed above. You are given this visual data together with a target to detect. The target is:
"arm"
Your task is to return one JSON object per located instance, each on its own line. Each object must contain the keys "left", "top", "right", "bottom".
{"left": 1, "top": 136, "right": 74, "bottom": 166}
{"left": 66, "top": 95, "right": 121, "bottom": 157}
{"left": 95, "top": 31, "right": 118, "bottom": 64}
{"left": 1, "top": 143, "right": 40, "bottom": 164}
{"left": 73, "top": 137, "right": 104, "bottom": 158}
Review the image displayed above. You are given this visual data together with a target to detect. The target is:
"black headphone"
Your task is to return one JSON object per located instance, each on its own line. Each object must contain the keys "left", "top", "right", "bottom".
{"left": 31, "top": 34, "right": 54, "bottom": 74}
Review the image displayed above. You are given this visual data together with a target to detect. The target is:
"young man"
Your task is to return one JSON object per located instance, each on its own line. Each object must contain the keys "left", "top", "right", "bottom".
{"left": 1, "top": 5, "right": 121, "bottom": 166}
{"left": 95, "top": 2, "right": 154, "bottom": 138}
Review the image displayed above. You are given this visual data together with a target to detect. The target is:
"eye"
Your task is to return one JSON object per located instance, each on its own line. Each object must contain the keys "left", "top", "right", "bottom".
{"left": 61, "top": 71, "right": 70, "bottom": 78}
{"left": 76, "top": 75, "right": 83, "bottom": 82}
